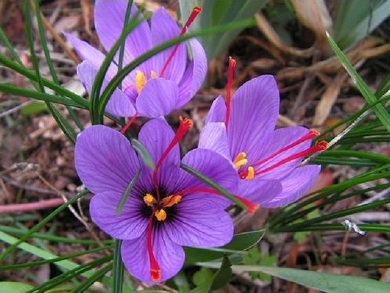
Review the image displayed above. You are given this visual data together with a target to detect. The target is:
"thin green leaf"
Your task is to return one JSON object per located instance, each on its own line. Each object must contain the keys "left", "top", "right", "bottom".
{"left": 26, "top": 255, "right": 113, "bottom": 293}
{"left": 0, "top": 246, "right": 112, "bottom": 271}
{"left": 0, "top": 27, "right": 23, "bottom": 65}
{"left": 33, "top": 0, "right": 83, "bottom": 131}
{"left": 0, "top": 54, "right": 89, "bottom": 108}
{"left": 118, "top": 0, "right": 134, "bottom": 89}
{"left": 0, "top": 230, "right": 93, "bottom": 275}
{"left": 117, "top": 168, "right": 142, "bottom": 215}
{"left": 0, "top": 84, "right": 88, "bottom": 109}
{"left": 200, "top": 265, "right": 390, "bottom": 293}
{"left": 24, "top": 1, "right": 77, "bottom": 143}
{"left": 326, "top": 32, "right": 390, "bottom": 132}
{"left": 70, "top": 263, "right": 112, "bottom": 293}
{"left": 131, "top": 139, "right": 155, "bottom": 170}
{"left": 112, "top": 240, "right": 124, "bottom": 293}
{"left": 0, "top": 225, "right": 113, "bottom": 245}
{"left": 180, "top": 163, "right": 248, "bottom": 211}
{"left": 0, "top": 282, "right": 34, "bottom": 293}
{"left": 333, "top": 0, "right": 390, "bottom": 48}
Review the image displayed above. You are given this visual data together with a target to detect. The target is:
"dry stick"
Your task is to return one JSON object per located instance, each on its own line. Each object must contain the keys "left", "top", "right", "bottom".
{"left": 29, "top": 1, "right": 80, "bottom": 64}
{"left": 0, "top": 101, "right": 34, "bottom": 118}
{"left": 0, "top": 198, "right": 65, "bottom": 213}
{"left": 35, "top": 172, "right": 109, "bottom": 253}
{"left": 0, "top": 174, "right": 75, "bottom": 197}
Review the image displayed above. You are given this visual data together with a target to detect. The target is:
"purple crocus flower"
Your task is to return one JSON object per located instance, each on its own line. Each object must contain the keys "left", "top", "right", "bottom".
{"left": 199, "top": 61, "right": 326, "bottom": 208}
{"left": 65, "top": 1, "right": 206, "bottom": 119}
{"left": 75, "top": 118, "right": 239, "bottom": 283}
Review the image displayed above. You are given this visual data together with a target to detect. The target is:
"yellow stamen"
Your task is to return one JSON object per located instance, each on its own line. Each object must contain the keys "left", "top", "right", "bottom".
{"left": 155, "top": 209, "right": 167, "bottom": 221}
{"left": 161, "top": 194, "right": 182, "bottom": 208}
{"left": 143, "top": 194, "right": 156, "bottom": 207}
{"left": 233, "top": 152, "right": 248, "bottom": 171}
{"left": 150, "top": 71, "right": 157, "bottom": 79}
{"left": 135, "top": 71, "right": 147, "bottom": 93}
{"left": 244, "top": 166, "right": 255, "bottom": 180}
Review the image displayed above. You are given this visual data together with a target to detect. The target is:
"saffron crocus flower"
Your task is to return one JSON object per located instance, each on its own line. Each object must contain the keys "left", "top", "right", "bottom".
{"left": 65, "top": 0, "right": 206, "bottom": 118}
{"left": 199, "top": 62, "right": 326, "bottom": 208}
{"left": 75, "top": 118, "right": 239, "bottom": 283}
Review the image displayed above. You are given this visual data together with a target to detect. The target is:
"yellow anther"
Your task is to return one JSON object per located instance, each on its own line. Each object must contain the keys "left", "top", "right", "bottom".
{"left": 135, "top": 70, "right": 147, "bottom": 93}
{"left": 150, "top": 71, "right": 158, "bottom": 79}
{"left": 161, "top": 194, "right": 182, "bottom": 208}
{"left": 235, "top": 158, "right": 248, "bottom": 171}
{"left": 233, "top": 152, "right": 247, "bottom": 164}
{"left": 233, "top": 152, "right": 248, "bottom": 171}
{"left": 143, "top": 193, "right": 156, "bottom": 207}
{"left": 155, "top": 209, "right": 167, "bottom": 221}
{"left": 245, "top": 166, "right": 255, "bottom": 180}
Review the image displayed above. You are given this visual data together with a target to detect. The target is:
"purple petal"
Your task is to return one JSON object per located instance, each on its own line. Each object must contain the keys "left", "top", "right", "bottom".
{"left": 238, "top": 178, "right": 282, "bottom": 205}
{"left": 137, "top": 118, "right": 179, "bottom": 192}
{"left": 77, "top": 61, "right": 136, "bottom": 117}
{"left": 89, "top": 191, "right": 147, "bottom": 240}
{"left": 135, "top": 78, "right": 179, "bottom": 118}
{"left": 199, "top": 122, "right": 231, "bottom": 160}
{"left": 64, "top": 33, "right": 117, "bottom": 79}
{"left": 75, "top": 125, "right": 139, "bottom": 194}
{"left": 228, "top": 75, "right": 279, "bottom": 158}
{"left": 150, "top": 8, "right": 186, "bottom": 83}
{"left": 94, "top": 1, "right": 153, "bottom": 72}
{"left": 121, "top": 231, "right": 185, "bottom": 283}
{"left": 262, "top": 165, "right": 321, "bottom": 208}
{"left": 205, "top": 95, "right": 226, "bottom": 124}
{"left": 176, "top": 148, "right": 239, "bottom": 208}
{"left": 177, "top": 39, "right": 207, "bottom": 107}
{"left": 250, "top": 127, "right": 312, "bottom": 181}
{"left": 164, "top": 193, "right": 233, "bottom": 247}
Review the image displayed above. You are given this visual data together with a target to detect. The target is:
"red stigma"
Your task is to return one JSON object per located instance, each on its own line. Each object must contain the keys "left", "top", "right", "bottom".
{"left": 234, "top": 195, "right": 259, "bottom": 214}
{"left": 159, "top": 6, "right": 202, "bottom": 77}
{"left": 251, "top": 130, "right": 320, "bottom": 169}
{"left": 120, "top": 112, "right": 139, "bottom": 134}
{"left": 147, "top": 212, "right": 161, "bottom": 282}
{"left": 252, "top": 141, "right": 328, "bottom": 177}
{"left": 176, "top": 187, "right": 258, "bottom": 214}
{"left": 153, "top": 117, "right": 193, "bottom": 199}
{"left": 225, "top": 57, "right": 236, "bottom": 131}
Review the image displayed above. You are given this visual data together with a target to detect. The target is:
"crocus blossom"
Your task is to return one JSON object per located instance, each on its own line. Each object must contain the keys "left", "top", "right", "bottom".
{"left": 65, "top": 0, "right": 206, "bottom": 118}
{"left": 199, "top": 69, "right": 326, "bottom": 208}
{"left": 75, "top": 118, "right": 239, "bottom": 283}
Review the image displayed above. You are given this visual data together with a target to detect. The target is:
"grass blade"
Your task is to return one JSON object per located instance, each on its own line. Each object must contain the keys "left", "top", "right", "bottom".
{"left": 326, "top": 32, "right": 390, "bottom": 132}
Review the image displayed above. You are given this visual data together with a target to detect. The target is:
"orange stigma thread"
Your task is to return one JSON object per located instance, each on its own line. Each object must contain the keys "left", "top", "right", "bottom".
{"left": 225, "top": 57, "right": 236, "bottom": 131}
{"left": 153, "top": 117, "right": 193, "bottom": 200}
{"left": 147, "top": 212, "right": 161, "bottom": 282}
{"left": 251, "top": 141, "right": 328, "bottom": 177}
{"left": 159, "top": 6, "right": 202, "bottom": 77}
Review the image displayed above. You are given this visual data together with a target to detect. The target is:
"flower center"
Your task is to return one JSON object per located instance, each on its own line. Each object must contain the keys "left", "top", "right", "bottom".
{"left": 135, "top": 70, "right": 157, "bottom": 93}
{"left": 237, "top": 131, "right": 327, "bottom": 180}
{"left": 143, "top": 193, "right": 182, "bottom": 221}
